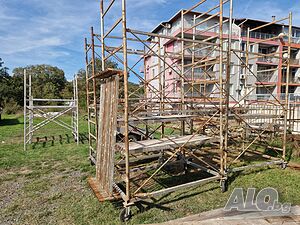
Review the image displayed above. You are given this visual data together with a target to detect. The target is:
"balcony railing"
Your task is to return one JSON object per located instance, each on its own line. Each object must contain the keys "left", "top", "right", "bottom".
{"left": 292, "top": 37, "right": 300, "bottom": 44}
{"left": 247, "top": 93, "right": 300, "bottom": 102}
{"left": 257, "top": 56, "right": 278, "bottom": 64}
{"left": 242, "top": 30, "right": 300, "bottom": 44}
{"left": 184, "top": 47, "right": 215, "bottom": 57}
{"left": 184, "top": 70, "right": 216, "bottom": 80}
{"left": 283, "top": 36, "right": 300, "bottom": 44}
{"left": 290, "top": 58, "right": 300, "bottom": 65}
{"left": 257, "top": 72, "right": 277, "bottom": 82}
{"left": 242, "top": 31, "right": 277, "bottom": 40}
{"left": 282, "top": 75, "right": 299, "bottom": 83}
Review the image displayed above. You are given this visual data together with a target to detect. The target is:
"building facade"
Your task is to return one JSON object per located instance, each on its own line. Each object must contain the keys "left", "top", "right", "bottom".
{"left": 144, "top": 10, "right": 300, "bottom": 103}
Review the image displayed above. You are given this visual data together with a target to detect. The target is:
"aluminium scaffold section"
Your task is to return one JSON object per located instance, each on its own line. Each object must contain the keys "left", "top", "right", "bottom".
{"left": 23, "top": 69, "right": 79, "bottom": 150}
{"left": 85, "top": 0, "right": 233, "bottom": 221}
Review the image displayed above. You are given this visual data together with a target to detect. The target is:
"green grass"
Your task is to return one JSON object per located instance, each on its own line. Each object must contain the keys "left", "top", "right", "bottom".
{"left": 0, "top": 114, "right": 300, "bottom": 224}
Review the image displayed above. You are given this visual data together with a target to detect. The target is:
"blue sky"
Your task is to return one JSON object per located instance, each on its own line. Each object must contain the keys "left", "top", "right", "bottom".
{"left": 1, "top": 0, "right": 300, "bottom": 80}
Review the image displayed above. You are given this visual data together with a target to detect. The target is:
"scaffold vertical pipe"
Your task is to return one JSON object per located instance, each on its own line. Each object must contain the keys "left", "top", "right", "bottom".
{"left": 283, "top": 12, "right": 293, "bottom": 159}
{"left": 74, "top": 75, "right": 79, "bottom": 145}
{"left": 192, "top": 14, "right": 196, "bottom": 100}
{"left": 29, "top": 71, "right": 33, "bottom": 144}
{"left": 224, "top": 0, "right": 233, "bottom": 173}
{"left": 100, "top": 1, "right": 105, "bottom": 71}
{"left": 23, "top": 69, "right": 27, "bottom": 151}
{"left": 180, "top": 10, "right": 185, "bottom": 136}
{"left": 121, "top": 0, "right": 131, "bottom": 203}
{"left": 219, "top": 0, "right": 225, "bottom": 175}
{"left": 91, "top": 26, "right": 98, "bottom": 148}
{"left": 84, "top": 37, "right": 92, "bottom": 156}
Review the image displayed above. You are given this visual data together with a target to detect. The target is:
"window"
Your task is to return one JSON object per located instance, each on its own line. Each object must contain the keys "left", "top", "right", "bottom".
{"left": 173, "top": 83, "right": 177, "bottom": 94}
{"left": 259, "top": 48, "right": 267, "bottom": 54}
{"left": 174, "top": 41, "right": 180, "bottom": 52}
{"left": 249, "top": 64, "right": 253, "bottom": 72}
{"left": 241, "top": 42, "right": 246, "bottom": 51}
{"left": 200, "top": 84, "right": 205, "bottom": 93}
{"left": 229, "top": 84, "right": 234, "bottom": 96}
{"left": 230, "top": 63, "right": 234, "bottom": 74}
{"left": 153, "top": 55, "right": 159, "bottom": 64}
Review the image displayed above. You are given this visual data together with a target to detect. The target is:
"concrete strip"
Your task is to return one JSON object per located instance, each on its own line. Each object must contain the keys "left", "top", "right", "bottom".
{"left": 148, "top": 206, "right": 300, "bottom": 225}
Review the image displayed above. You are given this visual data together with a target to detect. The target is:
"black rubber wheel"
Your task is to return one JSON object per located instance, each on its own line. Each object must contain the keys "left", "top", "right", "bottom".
{"left": 119, "top": 207, "right": 132, "bottom": 222}
{"left": 128, "top": 134, "right": 139, "bottom": 142}
{"left": 221, "top": 180, "right": 228, "bottom": 193}
{"left": 280, "top": 162, "right": 287, "bottom": 170}
{"left": 89, "top": 158, "right": 95, "bottom": 166}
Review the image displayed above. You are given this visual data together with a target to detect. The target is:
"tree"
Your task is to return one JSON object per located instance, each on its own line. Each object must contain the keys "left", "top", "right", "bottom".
{"left": 76, "top": 58, "right": 119, "bottom": 110}
{"left": 12, "top": 65, "right": 70, "bottom": 105}
{"left": 0, "top": 58, "right": 11, "bottom": 109}
{"left": 76, "top": 58, "right": 143, "bottom": 111}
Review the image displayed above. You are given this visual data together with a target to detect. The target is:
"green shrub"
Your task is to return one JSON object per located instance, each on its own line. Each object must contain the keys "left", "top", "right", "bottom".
{"left": 3, "top": 100, "right": 21, "bottom": 114}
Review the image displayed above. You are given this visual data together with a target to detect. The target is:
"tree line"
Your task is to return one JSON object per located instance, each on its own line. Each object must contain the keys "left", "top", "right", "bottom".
{"left": 0, "top": 57, "right": 142, "bottom": 115}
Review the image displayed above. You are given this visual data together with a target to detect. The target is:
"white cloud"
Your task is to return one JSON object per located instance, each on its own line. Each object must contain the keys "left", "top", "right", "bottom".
{"left": 0, "top": 0, "right": 100, "bottom": 77}
{"left": 1, "top": 0, "right": 299, "bottom": 79}
{"left": 234, "top": 0, "right": 300, "bottom": 25}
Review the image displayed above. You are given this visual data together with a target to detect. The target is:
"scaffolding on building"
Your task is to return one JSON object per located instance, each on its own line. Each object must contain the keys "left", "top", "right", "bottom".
{"left": 84, "top": 0, "right": 293, "bottom": 221}
{"left": 23, "top": 69, "right": 79, "bottom": 150}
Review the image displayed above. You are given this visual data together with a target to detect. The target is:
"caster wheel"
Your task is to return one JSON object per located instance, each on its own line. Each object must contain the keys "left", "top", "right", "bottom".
{"left": 119, "top": 207, "right": 132, "bottom": 222}
{"left": 90, "top": 159, "right": 95, "bottom": 166}
{"left": 280, "top": 162, "right": 287, "bottom": 170}
{"left": 157, "top": 156, "right": 165, "bottom": 167}
{"left": 220, "top": 180, "right": 228, "bottom": 193}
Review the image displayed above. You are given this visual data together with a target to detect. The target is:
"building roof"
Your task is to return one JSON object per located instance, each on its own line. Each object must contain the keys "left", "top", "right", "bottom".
{"left": 151, "top": 9, "right": 300, "bottom": 34}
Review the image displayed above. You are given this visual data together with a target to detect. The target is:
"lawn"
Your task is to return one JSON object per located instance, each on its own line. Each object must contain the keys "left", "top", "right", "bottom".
{"left": 0, "top": 114, "right": 300, "bottom": 225}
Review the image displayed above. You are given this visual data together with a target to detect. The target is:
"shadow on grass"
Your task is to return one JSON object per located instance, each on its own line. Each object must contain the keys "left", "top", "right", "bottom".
{"left": 30, "top": 132, "right": 89, "bottom": 149}
{"left": 0, "top": 118, "right": 22, "bottom": 126}
{"left": 226, "top": 165, "right": 282, "bottom": 186}
{"left": 111, "top": 170, "right": 219, "bottom": 217}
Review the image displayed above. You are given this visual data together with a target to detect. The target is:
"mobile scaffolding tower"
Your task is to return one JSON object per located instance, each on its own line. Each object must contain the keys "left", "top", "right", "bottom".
{"left": 227, "top": 13, "right": 293, "bottom": 172}
{"left": 85, "top": 0, "right": 233, "bottom": 221}
{"left": 23, "top": 69, "right": 79, "bottom": 150}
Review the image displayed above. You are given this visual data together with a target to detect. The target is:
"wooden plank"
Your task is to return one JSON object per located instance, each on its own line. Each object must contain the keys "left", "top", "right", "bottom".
{"left": 96, "top": 75, "right": 119, "bottom": 195}
{"left": 117, "top": 114, "right": 198, "bottom": 125}
{"left": 87, "top": 177, "right": 121, "bottom": 202}
{"left": 92, "top": 68, "right": 123, "bottom": 80}
{"left": 116, "top": 134, "right": 215, "bottom": 154}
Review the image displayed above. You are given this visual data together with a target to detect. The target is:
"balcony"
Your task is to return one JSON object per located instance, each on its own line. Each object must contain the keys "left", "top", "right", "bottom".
{"left": 257, "top": 72, "right": 277, "bottom": 82}
{"left": 184, "top": 47, "right": 215, "bottom": 58}
{"left": 290, "top": 58, "right": 300, "bottom": 65}
{"left": 247, "top": 93, "right": 300, "bottom": 101}
{"left": 292, "top": 37, "right": 300, "bottom": 44}
{"left": 283, "top": 36, "right": 300, "bottom": 44}
{"left": 241, "top": 30, "right": 300, "bottom": 44}
{"left": 184, "top": 69, "right": 216, "bottom": 81}
{"left": 242, "top": 31, "right": 277, "bottom": 40}
{"left": 257, "top": 56, "right": 278, "bottom": 64}
{"left": 282, "top": 75, "right": 299, "bottom": 83}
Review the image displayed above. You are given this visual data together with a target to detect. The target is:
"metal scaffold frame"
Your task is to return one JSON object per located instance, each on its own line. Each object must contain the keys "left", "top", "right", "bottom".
{"left": 227, "top": 13, "right": 293, "bottom": 172}
{"left": 84, "top": 0, "right": 293, "bottom": 221}
{"left": 23, "top": 69, "right": 79, "bottom": 150}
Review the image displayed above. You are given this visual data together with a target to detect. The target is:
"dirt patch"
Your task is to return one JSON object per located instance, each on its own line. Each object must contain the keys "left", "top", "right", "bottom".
{"left": 0, "top": 163, "right": 90, "bottom": 225}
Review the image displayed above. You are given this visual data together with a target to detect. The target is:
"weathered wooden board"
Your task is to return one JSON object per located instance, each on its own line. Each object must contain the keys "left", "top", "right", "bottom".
{"left": 117, "top": 114, "right": 198, "bottom": 125}
{"left": 115, "top": 134, "right": 215, "bottom": 154}
{"left": 96, "top": 75, "right": 119, "bottom": 195}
